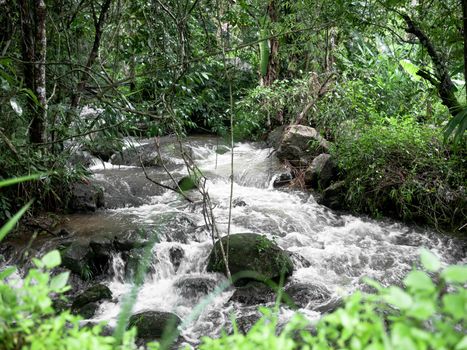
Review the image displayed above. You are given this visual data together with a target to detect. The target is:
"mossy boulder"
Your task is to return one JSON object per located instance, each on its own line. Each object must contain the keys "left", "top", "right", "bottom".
{"left": 128, "top": 311, "right": 181, "bottom": 340}
{"left": 71, "top": 284, "right": 112, "bottom": 318}
{"left": 207, "top": 233, "right": 293, "bottom": 285}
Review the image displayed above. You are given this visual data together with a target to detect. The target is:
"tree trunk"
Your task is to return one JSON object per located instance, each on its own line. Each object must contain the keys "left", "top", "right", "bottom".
{"left": 70, "top": 0, "right": 112, "bottom": 111}
{"left": 262, "top": 0, "right": 279, "bottom": 86}
{"left": 462, "top": 0, "right": 467, "bottom": 100}
{"left": 402, "top": 14, "right": 461, "bottom": 116}
{"left": 19, "top": 0, "right": 47, "bottom": 144}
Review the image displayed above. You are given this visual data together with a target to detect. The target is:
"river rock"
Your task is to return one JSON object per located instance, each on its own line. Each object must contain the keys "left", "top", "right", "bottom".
{"left": 284, "top": 282, "right": 331, "bottom": 309}
{"left": 60, "top": 241, "right": 111, "bottom": 279}
{"left": 313, "top": 297, "right": 344, "bottom": 314}
{"left": 128, "top": 310, "right": 182, "bottom": 340}
{"left": 276, "top": 125, "right": 330, "bottom": 167}
{"left": 85, "top": 139, "right": 123, "bottom": 162}
{"left": 273, "top": 172, "right": 294, "bottom": 188}
{"left": 110, "top": 142, "right": 174, "bottom": 168}
{"left": 304, "top": 153, "right": 337, "bottom": 189}
{"left": 123, "top": 248, "right": 154, "bottom": 280}
{"left": 173, "top": 275, "right": 217, "bottom": 300}
{"left": 266, "top": 126, "right": 286, "bottom": 149}
{"left": 206, "top": 233, "right": 294, "bottom": 285}
{"left": 233, "top": 198, "right": 247, "bottom": 207}
{"left": 69, "top": 182, "right": 104, "bottom": 212}
{"left": 71, "top": 284, "right": 112, "bottom": 318}
{"left": 234, "top": 312, "right": 262, "bottom": 334}
{"left": 69, "top": 150, "right": 95, "bottom": 168}
{"left": 319, "top": 180, "right": 347, "bottom": 210}
{"left": 169, "top": 246, "right": 185, "bottom": 271}
{"left": 229, "top": 281, "right": 276, "bottom": 305}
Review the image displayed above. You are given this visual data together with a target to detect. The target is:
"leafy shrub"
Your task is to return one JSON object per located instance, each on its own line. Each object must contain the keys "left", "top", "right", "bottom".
{"left": 334, "top": 116, "right": 466, "bottom": 230}
{"left": 234, "top": 78, "right": 309, "bottom": 140}
{"left": 0, "top": 250, "right": 138, "bottom": 350}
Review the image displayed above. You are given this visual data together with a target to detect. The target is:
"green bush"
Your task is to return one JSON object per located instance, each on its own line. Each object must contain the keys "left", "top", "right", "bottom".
{"left": 0, "top": 250, "right": 138, "bottom": 350}
{"left": 333, "top": 116, "right": 466, "bottom": 230}
{"left": 234, "top": 78, "right": 309, "bottom": 140}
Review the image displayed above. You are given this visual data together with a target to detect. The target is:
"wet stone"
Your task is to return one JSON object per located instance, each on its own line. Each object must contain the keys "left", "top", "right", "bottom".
{"left": 284, "top": 282, "right": 331, "bottom": 309}
{"left": 169, "top": 246, "right": 185, "bottom": 271}
{"left": 229, "top": 281, "right": 276, "bottom": 305}
{"left": 71, "top": 284, "right": 112, "bottom": 318}
{"left": 273, "top": 172, "right": 294, "bottom": 188}
{"left": 128, "top": 310, "right": 182, "bottom": 340}
{"left": 173, "top": 275, "right": 218, "bottom": 300}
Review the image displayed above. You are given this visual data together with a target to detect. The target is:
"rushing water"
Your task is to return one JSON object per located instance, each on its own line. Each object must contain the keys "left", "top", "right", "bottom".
{"left": 46, "top": 137, "right": 467, "bottom": 346}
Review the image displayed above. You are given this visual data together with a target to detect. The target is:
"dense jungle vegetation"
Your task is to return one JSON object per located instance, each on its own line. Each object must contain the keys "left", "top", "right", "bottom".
{"left": 0, "top": 0, "right": 466, "bottom": 349}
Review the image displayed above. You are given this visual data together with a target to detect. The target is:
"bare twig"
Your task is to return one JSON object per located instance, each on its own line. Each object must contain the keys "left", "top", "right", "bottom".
{"left": 139, "top": 153, "right": 194, "bottom": 203}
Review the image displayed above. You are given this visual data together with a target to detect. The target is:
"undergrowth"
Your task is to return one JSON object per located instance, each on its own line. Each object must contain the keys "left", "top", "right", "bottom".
{"left": 333, "top": 117, "right": 466, "bottom": 231}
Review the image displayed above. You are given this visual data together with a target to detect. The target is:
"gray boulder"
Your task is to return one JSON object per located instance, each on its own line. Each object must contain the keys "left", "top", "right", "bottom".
{"left": 266, "top": 126, "right": 286, "bottom": 149}
{"left": 272, "top": 172, "right": 294, "bottom": 188}
{"left": 69, "top": 182, "right": 104, "bottom": 212}
{"left": 173, "top": 275, "right": 218, "bottom": 300}
{"left": 319, "top": 180, "right": 347, "bottom": 210}
{"left": 304, "top": 153, "right": 337, "bottom": 189}
{"left": 276, "top": 125, "right": 330, "bottom": 167}
{"left": 284, "top": 282, "right": 331, "bottom": 309}
{"left": 229, "top": 281, "right": 276, "bottom": 305}
{"left": 71, "top": 284, "right": 112, "bottom": 318}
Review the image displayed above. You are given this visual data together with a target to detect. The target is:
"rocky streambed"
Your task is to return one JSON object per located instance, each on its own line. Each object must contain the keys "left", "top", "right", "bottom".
{"left": 1, "top": 134, "right": 465, "bottom": 348}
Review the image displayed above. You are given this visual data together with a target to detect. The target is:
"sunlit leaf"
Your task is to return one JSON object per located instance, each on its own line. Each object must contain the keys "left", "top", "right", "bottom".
{"left": 420, "top": 249, "right": 441, "bottom": 272}
{"left": 403, "top": 270, "right": 435, "bottom": 292}
{"left": 443, "top": 293, "right": 466, "bottom": 320}
{"left": 383, "top": 287, "right": 413, "bottom": 310}
{"left": 50, "top": 271, "right": 70, "bottom": 290}
{"left": 41, "top": 250, "right": 62, "bottom": 269}
{"left": 9, "top": 98, "right": 23, "bottom": 115}
{"left": 0, "top": 266, "right": 17, "bottom": 280}
{"left": 441, "top": 265, "right": 467, "bottom": 284}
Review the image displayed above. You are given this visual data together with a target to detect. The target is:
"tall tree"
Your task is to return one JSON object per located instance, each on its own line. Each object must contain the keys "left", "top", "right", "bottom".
{"left": 18, "top": 0, "right": 47, "bottom": 144}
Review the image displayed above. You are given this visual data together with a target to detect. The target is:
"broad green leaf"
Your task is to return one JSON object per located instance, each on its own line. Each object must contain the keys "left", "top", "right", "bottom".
{"left": 50, "top": 271, "right": 70, "bottom": 290}
{"left": 441, "top": 265, "right": 467, "bottom": 284}
{"left": 0, "top": 266, "right": 17, "bottom": 280}
{"left": 407, "top": 300, "right": 435, "bottom": 320}
{"left": 0, "top": 199, "right": 34, "bottom": 241}
{"left": 420, "top": 249, "right": 441, "bottom": 272}
{"left": 399, "top": 59, "right": 421, "bottom": 81}
{"left": 403, "top": 270, "right": 435, "bottom": 292}
{"left": 41, "top": 250, "right": 62, "bottom": 269}
{"left": 444, "top": 107, "right": 467, "bottom": 144}
{"left": 443, "top": 293, "right": 466, "bottom": 320}
{"left": 33, "top": 257, "right": 44, "bottom": 268}
{"left": 383, "top": 287, "right": 413, "bottom": 310}
{"left": 456, "top": 335, "right": 467, "bottom": 349}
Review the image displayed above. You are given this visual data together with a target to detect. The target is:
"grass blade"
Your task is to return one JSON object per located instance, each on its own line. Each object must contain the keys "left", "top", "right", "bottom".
{"left": 0, "top": 199, "right": 34, "bottom": 241}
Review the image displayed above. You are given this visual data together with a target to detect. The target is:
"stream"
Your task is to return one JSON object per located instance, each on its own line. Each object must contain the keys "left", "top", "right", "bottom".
{"left": 9, "top": 136, "right": 467, "bottom": 347}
